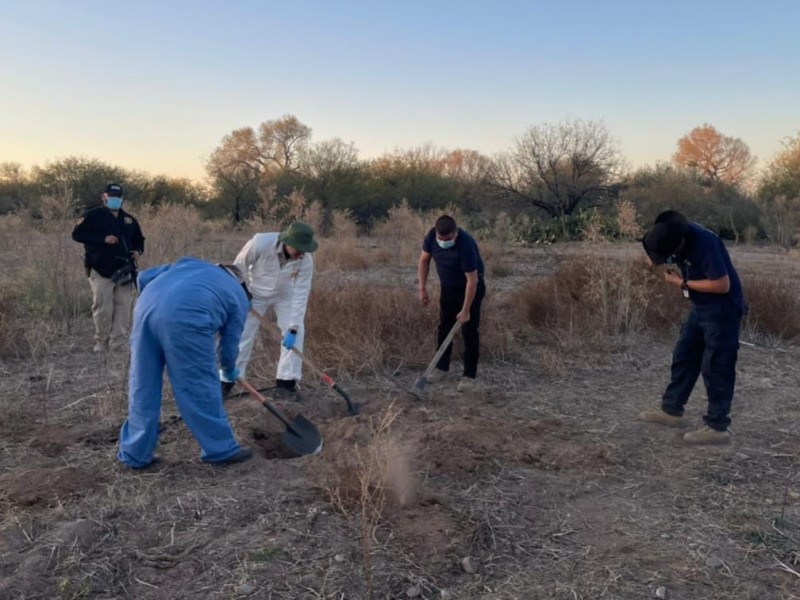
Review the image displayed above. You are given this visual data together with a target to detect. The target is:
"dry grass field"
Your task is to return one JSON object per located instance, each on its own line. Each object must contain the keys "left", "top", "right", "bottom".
{"left": 1, "top": 205, "right": 799, "bottom": 600}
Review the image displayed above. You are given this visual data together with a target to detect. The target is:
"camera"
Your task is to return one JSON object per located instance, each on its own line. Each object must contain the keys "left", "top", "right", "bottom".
{"left": 111, "top": 262, "right": 136, "bottom": 286}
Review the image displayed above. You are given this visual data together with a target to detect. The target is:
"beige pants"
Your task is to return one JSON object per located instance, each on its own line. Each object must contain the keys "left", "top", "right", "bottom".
{"left": 89, "top": 269, "right": 135, "bottom": 349}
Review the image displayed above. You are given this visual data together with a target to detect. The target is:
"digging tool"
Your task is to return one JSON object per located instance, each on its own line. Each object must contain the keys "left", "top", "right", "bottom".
{"left": 248, "top": 308, "right": 360, "bottom": 415}
{"left": 409, "top": 321, "right": 462, "bottom": 400}
{"left": 237, "top": 378, "right": 323, "bottom": 457}
{"left": 290, "top": 346, "right": 360, "bottom": 415}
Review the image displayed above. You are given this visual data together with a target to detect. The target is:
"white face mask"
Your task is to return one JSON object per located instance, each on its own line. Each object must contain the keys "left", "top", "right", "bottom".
{"left": 436, "top": 238, "right": 456, "bottom": 249}
{"left": 106, "top": 197, "right": 123, "bottom": 210}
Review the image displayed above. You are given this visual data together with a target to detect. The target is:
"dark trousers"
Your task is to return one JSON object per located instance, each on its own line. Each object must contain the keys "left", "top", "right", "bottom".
{"left": 661, "top": 300, "right": 743, "bottom": 431}
{"left": 435, "top": 282, "right": 486, "bottom": 378}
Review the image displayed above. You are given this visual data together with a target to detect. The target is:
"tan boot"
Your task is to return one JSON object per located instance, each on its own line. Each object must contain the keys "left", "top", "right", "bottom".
{"left": 426, "top": 368, "right": 449, "bottom": 383}
{"left": 457, "top": 377, "right": 479, "bottom": 393}
{"left": 683, "top": 426, "right": 730, "bottom": 445}
{"left": 638, "top": 408, "right": 687, "bottom": 428}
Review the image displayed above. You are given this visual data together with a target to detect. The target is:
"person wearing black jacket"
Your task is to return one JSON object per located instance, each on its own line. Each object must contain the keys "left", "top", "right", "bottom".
{"left": 72, "top": 183, "right": 145, "bottom": 352}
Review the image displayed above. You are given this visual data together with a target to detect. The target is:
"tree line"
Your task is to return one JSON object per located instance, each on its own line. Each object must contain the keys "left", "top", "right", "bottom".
{"left": 2, "top": 116, "right": 799, "bottom": 245}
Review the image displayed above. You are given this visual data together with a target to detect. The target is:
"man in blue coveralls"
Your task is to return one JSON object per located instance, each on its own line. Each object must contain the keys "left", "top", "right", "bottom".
{"left": 118, "top": 258, "right": 254, "bottom": 468}
{"left": 639, "top": 210, "right": 746, "bottom": 445}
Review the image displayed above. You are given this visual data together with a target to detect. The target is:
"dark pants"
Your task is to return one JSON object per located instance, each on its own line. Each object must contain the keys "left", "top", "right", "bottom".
{"left": 435, "top": 282, "right": 486, "bottom": 378}
{"left": 661, "top": 300, "right": 743, "bottom": 431}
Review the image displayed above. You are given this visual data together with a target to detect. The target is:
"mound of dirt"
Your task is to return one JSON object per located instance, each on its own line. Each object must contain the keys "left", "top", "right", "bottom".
{"left": 0, "top": 466, "right": 104, "bottom": 508}
{"left": 29, "top": 423, "right": 120, "bottom": 456}
{"left": 420, "top": 416, "right": 618, "bottom": 473}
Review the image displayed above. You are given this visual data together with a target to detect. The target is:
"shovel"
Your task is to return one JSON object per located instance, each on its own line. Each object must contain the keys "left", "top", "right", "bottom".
{"left": 409, "top": 321, "right": 462, "bottom": 400}
{"left": 249, "top": 308, "right": 360, "bottom": 416}
{"left": 238, "top": 378, "right": 323, "bottom": 457}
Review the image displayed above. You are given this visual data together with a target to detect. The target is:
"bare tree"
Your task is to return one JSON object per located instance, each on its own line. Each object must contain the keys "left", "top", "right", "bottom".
{"left": 673, "top": 124, "right": 755, "bottom": 186}
{"left": 206, "top": 128, "right": 263, "bottom": 222}
{"left": 493, "top": 119, "right": 625, "bottom": 218}
{"left": 206, "top": 115, "right": 313, "bottom": 221}
{"left": 258, "top": 115, "right": 312, "bottom": 172}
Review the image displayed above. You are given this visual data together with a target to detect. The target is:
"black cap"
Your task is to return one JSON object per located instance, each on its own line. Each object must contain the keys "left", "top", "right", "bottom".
{"left": 642, "top": 210, "right": 689, "bottom": 265}
{"left": 106, "top": 183, "right": 123, "bottom": 197}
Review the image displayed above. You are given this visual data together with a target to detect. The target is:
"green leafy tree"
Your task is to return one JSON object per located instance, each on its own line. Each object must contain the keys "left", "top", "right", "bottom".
{"left": 0, "top": 162, "right": 36, "bottom": 214}
{"left": 31, "top": 157, "right": 133, "bottom": 211}
{"left": 627, "top": 163, "right": 761, "bottom": 241}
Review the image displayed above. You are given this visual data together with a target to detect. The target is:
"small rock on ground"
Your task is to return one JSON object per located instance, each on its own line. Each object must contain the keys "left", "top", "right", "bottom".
{"left": 461, "top": 556, "right": 476, "bottom": 573}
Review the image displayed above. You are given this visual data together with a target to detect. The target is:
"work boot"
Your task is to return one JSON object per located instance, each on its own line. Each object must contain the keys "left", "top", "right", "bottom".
{"left": 275, "top": 379, "right": 302, "bottom": 402}
{"left": 426, "top": 368, "right": 449, "bottom": 383}
{"left": 638, "top": 408, "right": 687, "bottom": 428}
{"left": 457, "top": 376, "right": 479, "bottom": 393}
{"left": 126, "top": 456, "right": 162, "bottom": 470}
{"left": 221, "top": 381, "right": 235, "bottom": 398}
{"left": 109, "top": 338, "right": 128, "bottom": 352}
{"left": 274, "top": 387, "right": 303, "bottom": 402}
{"left": 683, "top": 426, "right": 731, "bottom": 445}
{"left": 214, "top": 447, "right": 254, "bottom": 465}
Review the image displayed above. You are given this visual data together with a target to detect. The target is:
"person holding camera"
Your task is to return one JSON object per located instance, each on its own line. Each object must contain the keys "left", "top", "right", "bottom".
{"left": 639, "top": 210, "right": 745, "bottom": 445}
{"left": 72, "top": 183, "right": 145, "bottom": 352}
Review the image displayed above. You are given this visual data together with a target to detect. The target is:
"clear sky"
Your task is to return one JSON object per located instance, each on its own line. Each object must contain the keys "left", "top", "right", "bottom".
{"left": 1, "top": 0, "right": 798, "bottom": 182}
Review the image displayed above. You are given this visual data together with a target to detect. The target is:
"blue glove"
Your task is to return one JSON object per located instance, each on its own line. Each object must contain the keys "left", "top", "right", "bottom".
{"left": 282, "top": 330, "right": 297, "bottom": 350}
{"left": 220, "top": 367, "right": 240, "bottom": 383}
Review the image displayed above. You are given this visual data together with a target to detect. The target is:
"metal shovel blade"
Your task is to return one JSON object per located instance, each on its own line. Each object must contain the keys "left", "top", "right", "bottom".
{"left": 282, "top": 414, "right": 324, "bottom": 457}
{"left": 409, "top": 376, "right": 429, "bottom": 401}
{"left": 238, "top": 378, "right": 323, "bottom": 457}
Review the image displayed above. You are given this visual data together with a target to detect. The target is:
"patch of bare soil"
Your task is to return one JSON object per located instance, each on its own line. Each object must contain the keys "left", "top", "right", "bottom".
{"left": 1, "top": 245, "right": 799, "bottom": 599}
{"left": 1, "top": 465, "right": 103, "bottom": 507}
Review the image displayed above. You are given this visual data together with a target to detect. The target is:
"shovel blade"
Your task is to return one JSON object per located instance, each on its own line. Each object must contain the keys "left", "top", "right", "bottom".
{"left": 409, "top": 376, "right": 429, "bottom": 401}
{"left": 282, "top": 414, "right": 324, "bottom": 456}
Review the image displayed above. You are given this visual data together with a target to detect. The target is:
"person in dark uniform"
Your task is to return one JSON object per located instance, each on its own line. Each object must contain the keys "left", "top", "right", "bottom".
{"left": 639, "top": 210, "right": 746, "bottom": 445}
{"left": 417, "top": 215, "right": 486, "bottom": 392}
{"left": 72, "top": 183, "right": 145, "bottom": 352}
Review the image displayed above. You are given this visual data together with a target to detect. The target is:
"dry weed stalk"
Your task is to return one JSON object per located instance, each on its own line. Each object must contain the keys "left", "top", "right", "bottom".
{"left": 353, "top": 402, "right": 410, "bottom": 599}
{"left": 616, "top": 198, "right": 644, "bottom": 240}
{"left": 370, "top": 200, "right": 431, "bottom": 265}
{"left": 136, "top": 203, "right": 204, "bottom": 267}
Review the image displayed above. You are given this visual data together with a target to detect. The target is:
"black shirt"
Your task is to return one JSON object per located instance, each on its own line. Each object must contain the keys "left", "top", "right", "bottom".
{"left": 72, "top": 206, "right": 145, "bottom": 279}
{"left": 677, "top": 223, "right": 743, "bottom": 308}
{"left": 422, "top": 227, "right": 484, "bottom": 288}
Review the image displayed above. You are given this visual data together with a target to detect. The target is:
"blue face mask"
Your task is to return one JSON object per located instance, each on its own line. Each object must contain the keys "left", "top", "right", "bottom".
{"left": 107, "top": 197, "right": 123, "bottom": 210}
{"left": 436, "top": 238, "right": 456, "bottom": 249}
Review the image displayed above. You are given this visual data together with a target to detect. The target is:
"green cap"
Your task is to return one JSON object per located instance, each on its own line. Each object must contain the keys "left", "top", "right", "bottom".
{"left": 279, "top": 222, "right": 318, "bottom": 253}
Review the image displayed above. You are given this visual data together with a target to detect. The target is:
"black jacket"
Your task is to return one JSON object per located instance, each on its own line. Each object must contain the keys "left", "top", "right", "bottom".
{"left": 72, "top": 206, "right": 145, "bottom": 279}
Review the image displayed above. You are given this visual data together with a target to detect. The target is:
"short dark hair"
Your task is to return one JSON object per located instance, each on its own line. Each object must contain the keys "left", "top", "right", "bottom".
{"left": 435, "top": 215, "right": 457, "bottom": 236}
{"left": 642, "top": 210, "right": 689, "bottom": 265}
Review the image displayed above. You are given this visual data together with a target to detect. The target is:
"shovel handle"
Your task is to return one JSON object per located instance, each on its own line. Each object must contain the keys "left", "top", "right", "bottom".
{"left": 248, "top": 307, "right": 359, "bottom": 415}
{"left": 237, "top": 378, "right": 292, "bottom": 428}
{"left": 423, "top": 320, "right": 462, "bottom": 379}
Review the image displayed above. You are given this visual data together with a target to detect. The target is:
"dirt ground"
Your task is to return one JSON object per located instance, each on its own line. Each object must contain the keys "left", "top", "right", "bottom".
{"left": 1, "top": 245, "right": 799, "bottom": 600}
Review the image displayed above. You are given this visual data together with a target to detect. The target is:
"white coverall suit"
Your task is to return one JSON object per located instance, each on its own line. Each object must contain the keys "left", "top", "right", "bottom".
{"left": 234, "top": 232, "right": 314, "bottom": 381}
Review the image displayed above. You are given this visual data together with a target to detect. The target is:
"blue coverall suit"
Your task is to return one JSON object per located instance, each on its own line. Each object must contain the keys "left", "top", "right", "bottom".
{"left": 117, "top": 258, "right": 249, "bottom": 467}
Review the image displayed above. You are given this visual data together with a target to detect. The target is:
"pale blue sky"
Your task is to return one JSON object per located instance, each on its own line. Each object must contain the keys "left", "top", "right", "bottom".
{"left": 1, "top": 0, "right": 798, "bottom": 181}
